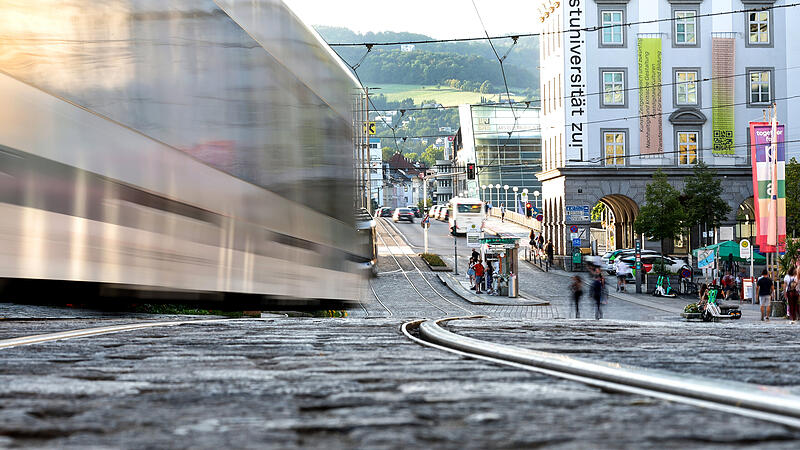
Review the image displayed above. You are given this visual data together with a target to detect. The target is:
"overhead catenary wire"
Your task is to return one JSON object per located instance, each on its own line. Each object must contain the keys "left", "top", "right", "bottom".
{"left": 329, "top": 2, "right": 800, "bottom": 47}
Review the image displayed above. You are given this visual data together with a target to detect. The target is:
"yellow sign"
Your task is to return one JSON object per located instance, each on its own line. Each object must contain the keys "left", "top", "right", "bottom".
{"left": 363, "top": 122, "right": 376, "bottom": 135}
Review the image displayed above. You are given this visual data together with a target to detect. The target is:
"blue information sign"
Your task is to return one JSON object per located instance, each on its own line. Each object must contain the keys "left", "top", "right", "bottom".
{"left": 572, "top": 238, "right": 581, "bottom": 246}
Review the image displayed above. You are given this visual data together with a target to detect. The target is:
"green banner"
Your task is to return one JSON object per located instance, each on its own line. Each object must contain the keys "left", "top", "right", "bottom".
{"left": 638, "top": 38, "right": 662, "bottom": 155}
{"left": 712, "top": 38, "right": 735, "bottom": 156}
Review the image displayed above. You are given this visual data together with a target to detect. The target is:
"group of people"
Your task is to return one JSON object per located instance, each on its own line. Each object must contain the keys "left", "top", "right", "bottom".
{"left": 528, "top": 230, "right": 554, "bottom": 264}
{"left": 468, "top": 249, "right": 498, "bottom": 295}
{"left": 570, "top": 263, "right": 608, "bottom": 320}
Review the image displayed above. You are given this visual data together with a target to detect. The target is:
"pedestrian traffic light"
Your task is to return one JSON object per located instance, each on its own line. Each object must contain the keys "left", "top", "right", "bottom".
{"left": 466, "top": 163, "right": 475, "bottom": 180}
{"left": 525, "top": 202, "right": 532, "bottom": 217}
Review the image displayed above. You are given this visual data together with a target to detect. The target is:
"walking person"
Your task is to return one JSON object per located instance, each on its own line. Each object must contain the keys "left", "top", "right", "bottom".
{"left": 473, "top": 258, "right": 485, "bottom": 294}
{"left": 468, "top": 255, "right": 476, "bottom": 290}
{"left": 784, "top": 266, "right": 796, "bottom": 299}
{"left": 485, "top": 259, "right": 495, "bottom": 294}
{"left": 787, "top": 280, "right": 799, "bottom": 324}
{"left": 500, "top": 203, "right": 506, "bottom": 222}
{"left": 592, "top": 267, "right": 604, "bottom": 320}
{"left": 570, "top": 275, "right": 583, "bottom": 318}
{"left": 614, "top": 257, "right": 630, "bottom": 292}
{"left": 756, "top": 269, "right": 773, "bottom": 321}
{"left": 545, "top": 240, "right": 554, "bottom": 265}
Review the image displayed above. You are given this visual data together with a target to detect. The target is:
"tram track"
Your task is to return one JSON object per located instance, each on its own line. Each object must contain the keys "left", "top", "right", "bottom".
{"left": 402, "top": 316, "right": 800, "bottom": 429}
{"left": 375, "top": 218, "right": 474, "bottom": 316}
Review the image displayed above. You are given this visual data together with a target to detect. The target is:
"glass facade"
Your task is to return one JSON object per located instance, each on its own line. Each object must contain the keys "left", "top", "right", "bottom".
{"left": 468, "top": 106, "right": 542, "bottom": 210}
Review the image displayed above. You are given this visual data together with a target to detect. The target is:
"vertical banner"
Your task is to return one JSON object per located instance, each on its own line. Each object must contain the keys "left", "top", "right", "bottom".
{"left": 750, "top": 122, "right": 786, "bottom": 252}
{"left": 638, "top": 37, "right": 663, "bottom": 155}
{"left": 565, "top": 0, "right": 587, "bottom": 162}
{"left": 712, "top": 38, "right": 735, "bottom": 156}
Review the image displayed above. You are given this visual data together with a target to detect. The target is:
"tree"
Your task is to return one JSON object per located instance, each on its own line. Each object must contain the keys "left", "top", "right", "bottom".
{"left": 420, "top": 144, "right": 444, "bottom": 169}
{"left": 382, "top": 147, "right": 397, "bottom": 160}
{"left": 634, "top": 170, "right": 687, "bottom": 255}
{"left": 682, "top": 162, "right": 730, "bottom": 247}
{"left": 479, "top": 80, "right": 493, "bottom": 94}
{"left": 787, "top": 158, "right": 800, "bottom": 237}
{"left": 403, "top": 152, "right": 418, "bottom": 162}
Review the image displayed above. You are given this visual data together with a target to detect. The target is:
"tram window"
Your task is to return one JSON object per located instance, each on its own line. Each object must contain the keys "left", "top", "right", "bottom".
{"left": 457, "top": 204, "right": 482, "bottom": 213}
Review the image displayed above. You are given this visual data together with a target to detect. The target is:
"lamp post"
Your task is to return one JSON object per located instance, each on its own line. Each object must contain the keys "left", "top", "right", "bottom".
{"left": 512, "top": 186, "right": 519, "bottom": 214}
{"left": 494, "top": 184, "right": 501, "bottom": 207}
{"left": 503, "top": 184, "right": 509, "bottom": 208}
{"left": 533, "top": 190, "right": 540, "bottom": 211}
{"left": 481, "top": 185, "right": 486, "bottom": 202}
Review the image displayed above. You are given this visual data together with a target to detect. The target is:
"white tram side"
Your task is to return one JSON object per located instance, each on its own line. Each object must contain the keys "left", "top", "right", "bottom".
{"left": 0, "top": 0, "right": 367, "bottom": 305}
{"left": 448, "top": 197, "right": 485, "bottom": 235}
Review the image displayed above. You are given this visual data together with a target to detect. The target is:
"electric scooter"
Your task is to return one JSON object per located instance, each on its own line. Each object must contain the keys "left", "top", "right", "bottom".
{"left": 701, "top": 285, "right": 742, "bottom": 322}
{"left": 653, "top": 275, "right": 677, "bottom": 298}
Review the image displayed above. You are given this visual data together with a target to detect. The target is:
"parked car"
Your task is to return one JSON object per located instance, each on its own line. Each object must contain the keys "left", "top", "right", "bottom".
{"left": 392, "top": 207, "right": 415, "bottom": 223}
{"left": 429, "top": 205, "right": 441, "bottom": 218}
{"left": 617, "top": 254, "right": 690, "bottom": 277}
{"left": 407, "top": 205, "right": 421, "bottom": 218}
{"left": 376, "top": 207, "right": 393, "bottom": 218}
{"left": 602, "top": 248, "right": 658, "bottom": 273}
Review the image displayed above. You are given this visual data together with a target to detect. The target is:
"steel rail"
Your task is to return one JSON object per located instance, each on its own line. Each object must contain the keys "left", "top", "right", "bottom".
{"left": 374, "top": 218, "right": 449, "bottom": 315}
{"left": 0, "top": 318, "right": 274, "bottom": 350}
{"left": 378, "top": 219, "right": 474, "bottom": 315}
{"left": 403, "top": 317, "right": 800, "bottom": 429}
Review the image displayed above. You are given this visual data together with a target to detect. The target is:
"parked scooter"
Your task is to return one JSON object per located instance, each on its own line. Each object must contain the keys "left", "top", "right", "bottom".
{"left": 701, "top": 285, "right": 742, "bottom": 322}
{"left": 653, "top": 275, "right": 677, "bottom": 298}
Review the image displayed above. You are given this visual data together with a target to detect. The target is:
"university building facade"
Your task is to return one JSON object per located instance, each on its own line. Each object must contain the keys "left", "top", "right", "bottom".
{"left": 537, "top": 0, "right": 800, "bottom": 261}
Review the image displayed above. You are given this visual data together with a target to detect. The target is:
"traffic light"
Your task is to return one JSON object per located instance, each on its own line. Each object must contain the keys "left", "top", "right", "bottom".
{"left": 466, "top": 163, "right": 475, "bottom": 180}
{"left": 525, "top": 202, "right": 532, "bottom": 217}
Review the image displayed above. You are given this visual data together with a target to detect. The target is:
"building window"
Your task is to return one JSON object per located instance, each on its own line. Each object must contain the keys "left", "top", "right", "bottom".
{"left": 748, "top": 10, "right": 770, "bottom": 45}
{"left": 747, "top": 68, "right": 772, "bottom": 106}
{"left": 675, "top": 70, "right": 699, "bottom": 105}
{"left": 601, "top": 10, "right": 624, "bottom": 46}
{"left": 674, "top": 10, "right": 697, "bottom": 46}
{"left": 600, "top": 69, "right": 626, "bottom": 107}
{"left": 677, "top": 131, "right": 699, "bottom": 165}
{"left": 603, "top": 131, "right": 626, "bottom": 166}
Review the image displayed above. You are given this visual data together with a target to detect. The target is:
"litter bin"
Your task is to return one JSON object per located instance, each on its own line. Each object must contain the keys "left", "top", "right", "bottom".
{"left": 508, "top": 274, "right": 517, "bottom": 298}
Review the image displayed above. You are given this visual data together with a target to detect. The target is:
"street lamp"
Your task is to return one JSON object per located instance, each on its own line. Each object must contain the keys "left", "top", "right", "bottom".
{"left": 512, "top": 186, "right": 519, "bottom": 213}
{"left": 503, "top": 184, "right": 509, "bottom": 207}
{"left": 494, "top": 184, "right": 501, "bottom": 206}
{"left": 533, "top": 190, "right": 540, "bottom": 211}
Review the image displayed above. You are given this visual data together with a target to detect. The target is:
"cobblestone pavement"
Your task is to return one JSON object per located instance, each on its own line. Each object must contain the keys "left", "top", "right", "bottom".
{"left": 1, "top": 219, "right": 799, "bottom": 448}
{"left": 3, "top": 318, "right": 800, "bottom": 449}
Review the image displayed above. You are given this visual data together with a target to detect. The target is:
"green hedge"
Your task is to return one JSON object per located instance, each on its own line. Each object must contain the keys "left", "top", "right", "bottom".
{"left": 421, "top": 253, "right": 446, "bottom": 267}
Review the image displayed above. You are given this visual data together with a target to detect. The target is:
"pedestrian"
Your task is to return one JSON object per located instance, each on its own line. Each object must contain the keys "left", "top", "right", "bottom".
{"left": 545, "top": 240, "right": 554, "bottom": 265}
{"left": 592, "top": 267, "right": 604, "bottom": 320}
{"left": 756, "top": 269, "right": 773, "bottom": 321}
{"left": 471, "top": 248, "right": 480, "bottom": 262}
{"left": 500, "top": 203, "right": 506, "bottom": 222}
{"left": 614, "top": 257, "right": 630, "bottom": 292}
{"left": 570, "top": 275, "right": 583, "bottom": 318}
{"left": 722, "top": 271, "right": 735, "bottom": 299}
{"left": 784, "top": 266, "right": 796, "bottom": 298}
{"left": 787, "top": 280, "right": 799, "bottom": 323}
{"left": 473, "top": 258, "right": 485, "bottom": 294}
{"left": 468, "top": 256, "right": 476, "bottom": 289}
{"left": 486, "top": 258, "right": 495, "bottom": 294}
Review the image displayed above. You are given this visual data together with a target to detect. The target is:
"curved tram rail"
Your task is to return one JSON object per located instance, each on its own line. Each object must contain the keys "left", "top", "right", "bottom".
{"left": 374, "top": 218, "right": 474, "bottom": 316}
{"left": 403, "top": 317, "right": 800, "bottom": 429}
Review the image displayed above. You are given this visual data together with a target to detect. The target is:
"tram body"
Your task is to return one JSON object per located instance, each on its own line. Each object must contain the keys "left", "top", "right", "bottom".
{"left": 0, "top": 0, "right": 367, "bottom": 303}
{"left": 448, "top": 197, "right": 485, "bottom": 235}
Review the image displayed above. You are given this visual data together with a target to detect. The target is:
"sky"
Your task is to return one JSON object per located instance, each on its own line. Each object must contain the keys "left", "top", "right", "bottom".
{"left": 282, "top": 0, "right": 542, "bottom": 40}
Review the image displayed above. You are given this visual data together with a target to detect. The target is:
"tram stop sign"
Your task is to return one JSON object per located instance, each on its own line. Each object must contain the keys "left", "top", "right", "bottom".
{"left": 572, "top": 247, "right": 582, "bottom": 264}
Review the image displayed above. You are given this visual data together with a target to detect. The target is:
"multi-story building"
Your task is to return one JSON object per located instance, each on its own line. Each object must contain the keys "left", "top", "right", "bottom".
{"left": 456, "top": 104, "right": 543, "bottom": 210}
{"left": 537, "top": 0, "right": 800, "bottom": 261}
{"left": 433, "top": 159, "right": 454, "bottom": 205}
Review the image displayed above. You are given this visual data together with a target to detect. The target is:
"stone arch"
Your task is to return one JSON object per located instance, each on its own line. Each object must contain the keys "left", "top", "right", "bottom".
{"left": 595, "top": 194, "right": 639, "bottom": 250}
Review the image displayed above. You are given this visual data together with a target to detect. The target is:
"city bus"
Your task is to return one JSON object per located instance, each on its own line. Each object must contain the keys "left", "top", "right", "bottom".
{"left": 448, "top": 197, "right": 485, "bottom": 235}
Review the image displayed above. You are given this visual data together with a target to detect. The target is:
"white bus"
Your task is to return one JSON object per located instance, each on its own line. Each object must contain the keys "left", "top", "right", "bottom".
{"left": 448, "top": 197, "right": 485, "bottom": 235}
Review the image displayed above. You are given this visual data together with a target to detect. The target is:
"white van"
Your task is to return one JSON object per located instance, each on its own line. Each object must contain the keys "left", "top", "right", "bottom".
{"left": 447, "top": 197, "right": 485, "bottom": 234}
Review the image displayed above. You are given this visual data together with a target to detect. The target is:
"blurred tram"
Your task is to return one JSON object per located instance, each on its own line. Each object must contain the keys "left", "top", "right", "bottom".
{"left": 0, "top": 0, "right": 368, "bottom": 304}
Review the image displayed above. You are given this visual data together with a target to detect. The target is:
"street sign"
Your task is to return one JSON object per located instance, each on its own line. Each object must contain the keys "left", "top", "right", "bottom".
{"left": 535, "top": 214, "right": 543, "bottom": 222}
{"left": 572, "top": 238, "right": 581, "bottom": 246}
{"left": 569, "top": 225, "right": 578, "bottom": 233}
{"left": 565, "top": 205, "right": 590, "bottom": 223}
{"left": 363, "top": 122, "right": 376, "bottom": 135}
{"left": 570, "top": 232, "right": 579, "bottom": 239}
{"left": 466, "top": 232, "right": 481, "bottom": 247}
{"left": 740, "top": 239, "right": 752, "bottom": 259}
{"left": 698, "top": 249, "right": 715, "bottom": 269}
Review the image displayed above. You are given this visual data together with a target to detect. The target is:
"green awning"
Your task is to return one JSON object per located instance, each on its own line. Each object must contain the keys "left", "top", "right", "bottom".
{"left": 692, "top": 240, "right": 766, "bottom": 263}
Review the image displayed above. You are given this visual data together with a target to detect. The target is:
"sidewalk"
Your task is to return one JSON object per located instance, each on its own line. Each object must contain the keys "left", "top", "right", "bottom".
{"left": 438, "top": 273, "right": 549, "bottom": 306}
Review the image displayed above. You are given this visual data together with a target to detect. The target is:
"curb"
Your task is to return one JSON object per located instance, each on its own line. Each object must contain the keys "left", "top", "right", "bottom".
{"left": 438, "top": 273, "right": 549, "bottom": 306}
